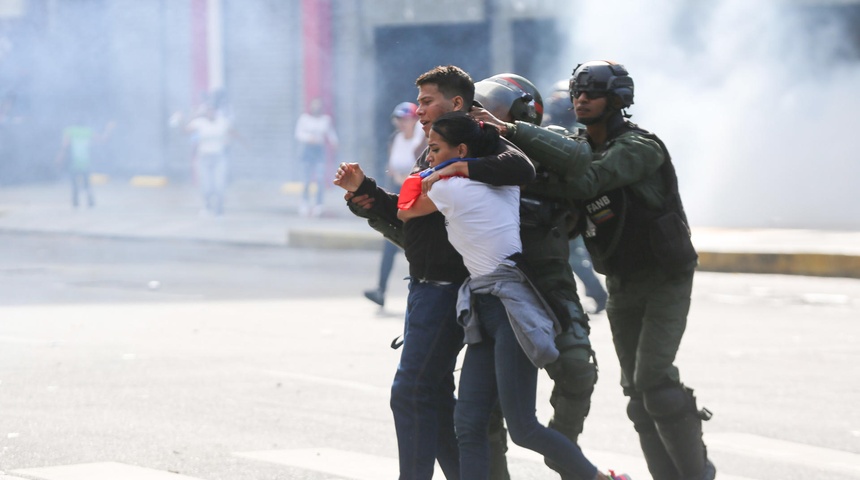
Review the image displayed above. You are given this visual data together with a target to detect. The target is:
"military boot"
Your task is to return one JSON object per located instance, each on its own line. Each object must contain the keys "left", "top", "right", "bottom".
{"left": 627, "top": 397, "right": 680, "bottom": 480}
{"left": 652, "top": 388, "right": 715, "bottom": 480}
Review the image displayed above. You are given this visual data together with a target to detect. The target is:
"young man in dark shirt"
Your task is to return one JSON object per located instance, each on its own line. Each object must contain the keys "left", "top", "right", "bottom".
{"left": 334, "top": 65, "right": 533, "bottom": 480}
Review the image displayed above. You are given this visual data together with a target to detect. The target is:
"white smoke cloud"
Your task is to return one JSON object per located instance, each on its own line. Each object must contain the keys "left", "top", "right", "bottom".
{"left": 561, "top": 0, "right": 860, "bottom": 229}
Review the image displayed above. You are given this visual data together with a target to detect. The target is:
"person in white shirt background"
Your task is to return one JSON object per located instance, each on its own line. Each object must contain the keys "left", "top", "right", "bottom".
{"left": 184, "top": 101, "right": 240, "bottom": 216}
{"left": 294, "top": 97, "right": 338, "bottom": 217}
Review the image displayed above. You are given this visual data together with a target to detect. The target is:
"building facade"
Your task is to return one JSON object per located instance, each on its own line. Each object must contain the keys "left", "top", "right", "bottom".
{"left": 0, "top": 0, "right": 858, "bottom": 185}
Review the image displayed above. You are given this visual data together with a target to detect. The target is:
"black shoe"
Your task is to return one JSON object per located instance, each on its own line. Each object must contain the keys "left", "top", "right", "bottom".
{"left": 364, "top": 289, "right": 384, "bottom": 307}
{"left": 590, "top": 291, "right": 608, "bottom": 314}
{"left": 701, "top": 459, "right": 716, "bottom": 480}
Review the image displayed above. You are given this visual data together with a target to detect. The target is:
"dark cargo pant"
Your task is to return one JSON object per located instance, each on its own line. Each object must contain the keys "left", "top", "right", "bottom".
{"left": 607, "top": 268, "right": 713, "bottom": 480}
{"left": 605, "top": 267, "right": 692, "bottom": 394}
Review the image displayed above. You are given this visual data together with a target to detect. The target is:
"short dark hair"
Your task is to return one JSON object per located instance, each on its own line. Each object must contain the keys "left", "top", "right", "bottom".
{"left": 415, "top": 65, "right": 475, "bottom": 107}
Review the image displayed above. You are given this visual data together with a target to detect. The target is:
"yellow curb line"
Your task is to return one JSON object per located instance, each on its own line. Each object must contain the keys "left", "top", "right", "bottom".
{"left": 130, "top": 176, "right": 169, "bottom": 188}
{"left": 698, "top": 251, "right": 860, "bottom": 279}
{"left": 281, "top": 182, "right": 320, "bottom": 195}
{"left": 90, "top": 173, "right": 110, "bottom": 185}
{"left": 288, "top": 229, "right": 860, "bottom": 277}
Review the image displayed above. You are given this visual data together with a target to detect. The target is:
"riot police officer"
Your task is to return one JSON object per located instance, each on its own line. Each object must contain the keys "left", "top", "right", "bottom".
{"left": 541, "top": 80, "right": 609, "bottom": 314}
{"left": 479, "top": 62, "right": 716, "bottom": 480}
{"left": 473, "top": 74, "right": 600, "bottom": 478}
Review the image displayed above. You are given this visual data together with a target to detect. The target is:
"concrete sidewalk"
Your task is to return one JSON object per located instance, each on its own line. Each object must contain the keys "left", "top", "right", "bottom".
{"left": 1, "top": 178, "right": 858, "bottom": 279}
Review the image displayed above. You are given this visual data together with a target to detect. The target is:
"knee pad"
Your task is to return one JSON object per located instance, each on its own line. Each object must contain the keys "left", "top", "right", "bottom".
{"left": 547, "top": 292, "right": 589, "bottom": 331}
{"left": 546, "top": 356, "right": 596, "bottom": 399}
{"left": 626, "top": 397, "right": 654, "bottom": 430}
{"left": 643, "top": 385, "right": 695, "bottom": 421}
{"left": 550, "top": 356, "right": 596, "bottom": 396}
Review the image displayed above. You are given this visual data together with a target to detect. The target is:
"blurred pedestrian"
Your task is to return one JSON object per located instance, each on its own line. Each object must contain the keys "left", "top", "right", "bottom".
{"left": 184, "top": 101, "right": 241, "bottom": 216}
{"left": 363, "top": 101, "right": 425, "bottom": 307}
{"left": 295, "top": 97, "right": 338, "bottom": 217}
{"left": 55, "top": 118, "right": 115, "bottom": 208}
{"left": 569, "top": 236, "right": 608, "bottom": 313}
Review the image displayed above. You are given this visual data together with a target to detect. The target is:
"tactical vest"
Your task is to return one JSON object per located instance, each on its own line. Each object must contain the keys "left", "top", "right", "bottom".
{"left": 581, "top": 122, "right": 697, "bottom": 276}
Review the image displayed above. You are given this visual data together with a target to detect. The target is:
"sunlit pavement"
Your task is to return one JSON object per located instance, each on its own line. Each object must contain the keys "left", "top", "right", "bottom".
{"left": 1, "top": 285, "right": 859, "bottom": 480}
{"left": 0, "top": 178, "right": 858, "bottom": 278}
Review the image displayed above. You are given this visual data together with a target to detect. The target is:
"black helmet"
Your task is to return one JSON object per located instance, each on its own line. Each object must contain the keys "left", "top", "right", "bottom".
{"left": 542, "top": 79, "right": 578, "bottom": 129}
{"left": 474, "top": 73, "right": 543, "bottom": 125}
{"left": 569, "top": 61, "right": 634, "bottom": 109}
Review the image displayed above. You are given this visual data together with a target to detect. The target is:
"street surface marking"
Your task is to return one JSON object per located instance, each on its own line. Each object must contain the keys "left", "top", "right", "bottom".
{"left": 508, "top": 443, "right": 651, "bottom": 479}
{"left": 10, "top": 462, "right": 205, "bottom": 480}
{"left": 234, "top": 448, "right": 442, "bottom": 480}
{"left": 708, "top": 432, "right": 860, "bottom": 476}
{"left": 237, "top": 447, "right": 759, "bottom": 480}
{"left": 261, "top": 369, "right": 387, "bottom": 395}
{"left": 507, "top": 444, "right": 757, "bottom": 480}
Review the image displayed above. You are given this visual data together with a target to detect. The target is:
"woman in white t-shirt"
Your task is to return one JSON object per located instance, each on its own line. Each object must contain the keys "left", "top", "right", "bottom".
{"left": 185, "top": 104, "right": 237, "bottom": 216}
{"left": 397, "top": 111, "right": 615, "bottom": 480}
{"left": 294, "top": 98, "right": 338, "bottom": 217}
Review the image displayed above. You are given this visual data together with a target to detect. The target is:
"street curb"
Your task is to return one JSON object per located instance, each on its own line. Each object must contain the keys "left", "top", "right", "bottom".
{"left": 3, "top": 226, "right": 858, "bottom": 279}
{"left": 288, "top": 229, "right": 860, "bottom": 279}
{"left": 130, "top": 176, "right": 169, "bottom": 188}
{"left": 697, "top": 251, "right": 860, "bottom": 279}
{"left": 0, "top": 228, "right": 290, "bottom": 250}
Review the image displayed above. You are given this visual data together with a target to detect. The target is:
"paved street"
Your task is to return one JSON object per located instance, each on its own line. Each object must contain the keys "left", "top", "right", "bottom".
{"left": 0, "top": 233, "right": 859, "bottom": 480}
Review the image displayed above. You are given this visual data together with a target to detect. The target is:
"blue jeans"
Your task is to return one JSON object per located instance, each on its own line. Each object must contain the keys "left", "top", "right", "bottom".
{"left": 198, "top": 153, "right": 228, "bottom": 214}
{"left": 391, "top": 280, "right": 463, "bottom": 480}
{"left": 376, "top": 240, "right": 400, "bottom": 292}
{"left": 569, "top": 236, "right": 607, "bottom": 304}
{"left": 455, "top": 294, "right": 597, "bottom": 480}
{"left": 300, "top": 144, "right": 325, "bottom": 205}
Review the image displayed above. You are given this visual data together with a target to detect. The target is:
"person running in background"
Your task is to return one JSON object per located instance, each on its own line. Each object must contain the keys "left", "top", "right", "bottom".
{"left": 56, "top": 119, "right": 115, "bottom": 208}
{"left": 364, "top": 101, "right": 425, "bottom": 308}
{"left": 295, "top": 97, "right": 338, "bottom": 217}
{"left": 185, "top": 101, "right": 240, "bottom": 216}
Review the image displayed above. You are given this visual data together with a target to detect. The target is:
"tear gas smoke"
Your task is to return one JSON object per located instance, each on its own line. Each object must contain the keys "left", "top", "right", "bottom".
{"left": 553, "top": 0, "right": 860, "bottom": 229}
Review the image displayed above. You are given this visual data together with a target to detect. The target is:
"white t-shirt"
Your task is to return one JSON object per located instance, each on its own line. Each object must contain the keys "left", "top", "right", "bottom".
{"left": 428, "top": 176, "right": 521, "bottom": 277}
{"left": 388, "top": 122, "right": 424, "bottom": 180}
{"left": 187, "top": 114, "right": 231, "bottom": 155}
{"left": 294, "top": 113, "right": 338, "bottom": 146}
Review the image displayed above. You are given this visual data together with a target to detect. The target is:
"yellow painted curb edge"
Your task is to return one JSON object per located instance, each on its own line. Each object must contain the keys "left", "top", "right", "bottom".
{"left": 130, "top": 176, "right": 169, "bottom": 188}
{"left": 698, "top": 252, "right": 860, "bottom": 279}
